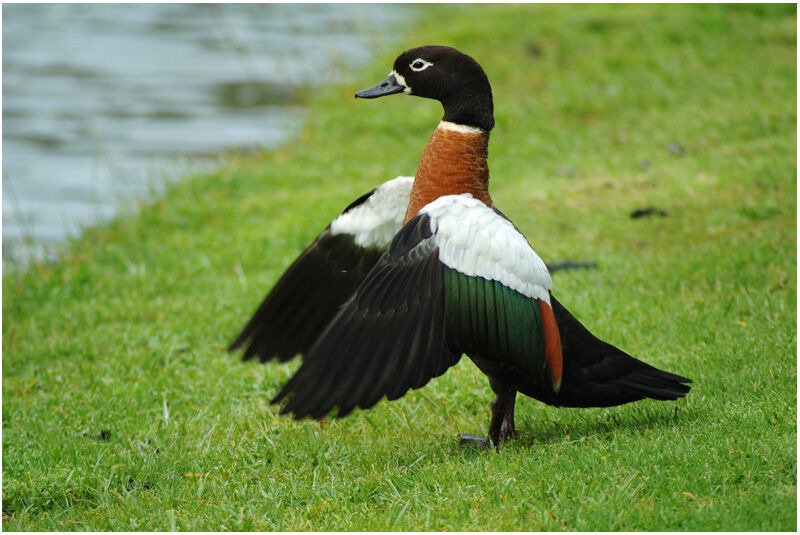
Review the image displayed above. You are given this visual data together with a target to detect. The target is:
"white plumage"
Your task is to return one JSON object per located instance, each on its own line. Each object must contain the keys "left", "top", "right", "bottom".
{"left": 330, "top": 176, "right": 414, "bottom": 249}
{"left": 420, "top": 194, "right": 552, "bottom": 303}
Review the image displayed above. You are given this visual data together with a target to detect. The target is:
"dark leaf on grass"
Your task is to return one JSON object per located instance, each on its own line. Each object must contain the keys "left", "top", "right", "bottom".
{"left": 127, "top": 478, "right": 153, "bottom": 491}
{"left": 526, "top": 41, "right": 543, "bottom": 57}
{"left": 82, "top": 429, "right": 112, "bottom": 441}
{"left": 630, "top": 207, "right": 669, "bottom": 219}
{"left": 547, "top": 261, "right": 598, "bottom": 273}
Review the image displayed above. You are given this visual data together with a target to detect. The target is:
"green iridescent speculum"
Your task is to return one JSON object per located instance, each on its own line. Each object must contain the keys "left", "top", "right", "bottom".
{"left": 443, "top": 268, "right": 548, "bottom": 383}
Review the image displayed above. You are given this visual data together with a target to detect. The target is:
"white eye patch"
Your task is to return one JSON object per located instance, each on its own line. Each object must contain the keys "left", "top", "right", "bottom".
{"left": 409, "top": 58, "right": 433, "bottom": 72}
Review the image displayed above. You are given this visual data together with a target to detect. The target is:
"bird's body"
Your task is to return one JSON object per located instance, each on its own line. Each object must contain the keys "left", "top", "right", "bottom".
{"left": 230, "top": 46, "right": 690, "bottom": 445}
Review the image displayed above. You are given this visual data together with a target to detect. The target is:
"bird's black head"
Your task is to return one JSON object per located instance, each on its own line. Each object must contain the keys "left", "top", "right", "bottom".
{"left": 356, "top": 45, "right": 494, "bottom": 132}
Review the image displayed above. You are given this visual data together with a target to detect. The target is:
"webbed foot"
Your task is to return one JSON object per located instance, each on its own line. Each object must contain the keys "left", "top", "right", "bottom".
{"left": 458, "top": 433, "right": 491, "bottom": 449}
{"left": 459, "top": 376, "right": 520, "bottom": 450}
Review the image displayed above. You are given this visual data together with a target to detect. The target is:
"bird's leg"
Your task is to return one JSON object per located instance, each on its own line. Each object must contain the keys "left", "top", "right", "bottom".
{"left": 487, "top": 376, "right": 517, "bottom": 445}
{"left": 458, "top": 376, "right": 518, "bottom": 449}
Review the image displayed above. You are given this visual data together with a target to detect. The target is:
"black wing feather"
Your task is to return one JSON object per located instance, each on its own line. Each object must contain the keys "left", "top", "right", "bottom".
{"left": 229, "top": 228, "right": 383, "bottom": 363}
{"left": 273, "top": 214, "right": 461, "bottom": 419}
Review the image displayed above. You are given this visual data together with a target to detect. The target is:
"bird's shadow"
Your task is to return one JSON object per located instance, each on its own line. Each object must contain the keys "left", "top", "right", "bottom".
{"left": 456, "top": 401, "right": 700, "bottom": 455}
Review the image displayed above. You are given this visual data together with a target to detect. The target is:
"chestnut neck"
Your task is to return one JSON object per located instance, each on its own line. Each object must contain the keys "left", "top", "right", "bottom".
{"left": 404, "top": 122, "right": 492, "bottom": 224}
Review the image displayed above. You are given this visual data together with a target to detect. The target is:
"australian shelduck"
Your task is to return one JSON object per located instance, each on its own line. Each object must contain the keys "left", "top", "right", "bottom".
{"left": 229, "top": 46, "right": 691, "bottom": 446}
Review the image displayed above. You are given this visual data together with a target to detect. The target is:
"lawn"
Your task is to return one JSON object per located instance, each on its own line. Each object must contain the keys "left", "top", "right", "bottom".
{"left": 3, "top": 4, "right": 796, "bottom": 531}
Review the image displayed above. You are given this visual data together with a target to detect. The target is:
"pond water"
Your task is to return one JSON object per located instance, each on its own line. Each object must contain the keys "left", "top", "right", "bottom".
{"left": 2, "top": 3, "right": 410, "bottom": 267}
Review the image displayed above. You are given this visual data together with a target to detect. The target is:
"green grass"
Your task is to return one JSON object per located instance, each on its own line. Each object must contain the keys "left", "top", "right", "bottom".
{"left": 3, "top": 4, "right": 796, "bottom": 531}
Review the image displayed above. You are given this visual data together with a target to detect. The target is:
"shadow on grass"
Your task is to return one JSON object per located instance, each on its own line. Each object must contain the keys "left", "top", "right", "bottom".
{"left": 526, "top": 402, "right": 701, "bottom": 447}
{"left": 454, "top": 401, "right": 701, "bottom": 456}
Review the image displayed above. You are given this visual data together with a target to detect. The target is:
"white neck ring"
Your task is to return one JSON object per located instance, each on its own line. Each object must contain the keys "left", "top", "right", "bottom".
{"left": 437, "top": 120, "right": 485, "bottom": 135}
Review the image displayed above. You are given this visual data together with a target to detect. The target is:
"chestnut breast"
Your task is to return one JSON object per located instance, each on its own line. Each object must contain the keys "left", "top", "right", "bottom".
{"left": 404, "top": 123, "right": 492, "bottom": 224}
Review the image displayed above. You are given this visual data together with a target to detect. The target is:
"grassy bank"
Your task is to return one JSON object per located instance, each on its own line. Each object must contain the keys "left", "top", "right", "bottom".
{"left": 3, "top": 4, "right": 796, "bottom": 530}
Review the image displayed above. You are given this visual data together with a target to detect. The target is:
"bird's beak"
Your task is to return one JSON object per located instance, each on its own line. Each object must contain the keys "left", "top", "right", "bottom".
{"left": 355, "top": 73, "right": 406, "bottom": 99}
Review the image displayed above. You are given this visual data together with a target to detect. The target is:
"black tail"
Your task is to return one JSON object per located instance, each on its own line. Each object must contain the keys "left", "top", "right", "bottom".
{"left": 548, "top": 295, "right": 691, "bottom": 408}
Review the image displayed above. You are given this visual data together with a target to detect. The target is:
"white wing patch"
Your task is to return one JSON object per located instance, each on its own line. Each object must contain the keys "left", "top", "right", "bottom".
{"left": 420, "top": 194, "right": 552, "bottom": 303}
{"left": 330, "top": 176, "right": 414, "bottom": 249}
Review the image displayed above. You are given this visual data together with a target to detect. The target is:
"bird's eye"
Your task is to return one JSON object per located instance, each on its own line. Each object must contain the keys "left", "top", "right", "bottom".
{"left": 409, "top": 58, "right": 433, "bottom": 72}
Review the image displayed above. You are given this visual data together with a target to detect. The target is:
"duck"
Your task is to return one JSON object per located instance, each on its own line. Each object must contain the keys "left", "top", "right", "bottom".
{"left": 229, "top": 45, "right": 691, "bottom": 446}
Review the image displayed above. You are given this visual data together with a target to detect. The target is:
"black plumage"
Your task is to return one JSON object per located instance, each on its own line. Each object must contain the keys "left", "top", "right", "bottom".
{"left": 543, "top": 296, "right": 691, "bottom": 407}
{"left": 468, "top": 295, "right": 691, "bottom": 408}
{"left": 270, "top": 211, "right": 691, "bottom": 424}
{"left": 228, "top": 225, "right": 383, "bottom": 363}
{"left": 272, "top": 214, "right": 460, "bottom": 418}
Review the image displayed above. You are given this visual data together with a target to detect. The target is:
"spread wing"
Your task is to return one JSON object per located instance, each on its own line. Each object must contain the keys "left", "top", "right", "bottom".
{"left": 273, "top": 194, "right": 563, "bottom": 418}
{"left": 229, "top": 176, "right": 414, "bottom": 363}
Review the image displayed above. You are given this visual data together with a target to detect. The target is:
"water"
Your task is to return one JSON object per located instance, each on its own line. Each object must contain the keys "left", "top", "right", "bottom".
{"left": 2, "top": 3, "right": 409, "bottom": 267}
